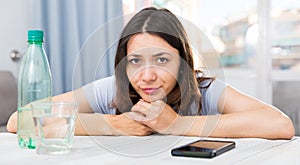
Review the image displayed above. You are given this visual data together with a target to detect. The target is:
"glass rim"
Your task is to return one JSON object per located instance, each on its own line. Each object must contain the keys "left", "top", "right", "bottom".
{"left": 31, "top": 101, "right": 79, "bottom": 106}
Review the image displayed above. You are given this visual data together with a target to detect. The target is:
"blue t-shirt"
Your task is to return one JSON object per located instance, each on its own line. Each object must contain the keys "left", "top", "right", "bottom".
{"left": 83, "top": 76, "right": 227, "bottom": 115}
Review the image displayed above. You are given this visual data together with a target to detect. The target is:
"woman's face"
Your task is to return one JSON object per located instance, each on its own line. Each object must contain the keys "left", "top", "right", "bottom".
{"left": 126, "top": 33, "right": 180, "bottom": 102}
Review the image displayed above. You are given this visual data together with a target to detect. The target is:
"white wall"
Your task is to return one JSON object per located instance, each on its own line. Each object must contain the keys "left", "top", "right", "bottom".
{"left": 0, "top": 0, "right": 30, "bottom": 77}
{"left": 223, "top": 69, "right": 258, "bottom": 98}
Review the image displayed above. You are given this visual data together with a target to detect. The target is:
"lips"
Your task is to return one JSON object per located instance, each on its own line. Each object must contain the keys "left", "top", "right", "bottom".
{"left": 141, "top": 87, "right": 159, "bottom": 94}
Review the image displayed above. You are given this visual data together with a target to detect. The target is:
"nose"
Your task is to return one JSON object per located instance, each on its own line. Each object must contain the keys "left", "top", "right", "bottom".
{"left": 140, "top": 66, "right": 156, "bottom": 82}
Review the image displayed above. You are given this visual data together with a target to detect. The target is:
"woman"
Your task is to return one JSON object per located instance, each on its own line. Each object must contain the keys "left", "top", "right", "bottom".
{"left": 7, "top": 7, "right": 294, "bottom": 139}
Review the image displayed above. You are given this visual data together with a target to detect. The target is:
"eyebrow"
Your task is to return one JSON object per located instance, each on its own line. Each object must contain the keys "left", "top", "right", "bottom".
{"left": 153, "top": 52, "right": 172, "bottom": 57}
{"left": 127, "top": 52, "right": 173, "bottom": 57}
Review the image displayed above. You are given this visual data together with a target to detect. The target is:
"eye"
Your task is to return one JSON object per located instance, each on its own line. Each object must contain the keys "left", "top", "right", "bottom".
{"left": 128, "top": 58, "right": 141, "bottom": 64}
{"left": 156, "top": 57, "right": 169, "bottom": 64}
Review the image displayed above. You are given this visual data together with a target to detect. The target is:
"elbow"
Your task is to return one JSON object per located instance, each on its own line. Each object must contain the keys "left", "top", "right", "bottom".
{"left": 277, "top": 116, "right": 295, "bottom": 140}
{"left": 6, "top": 111, "right": 17, "bottom": 133}
{"left": 283, "top": 120, "right": 295, "bottom": 139}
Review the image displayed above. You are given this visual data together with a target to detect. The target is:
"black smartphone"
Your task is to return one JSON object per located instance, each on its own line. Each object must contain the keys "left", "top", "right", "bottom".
{"left": 171, "top": 139, "right": 235, "bottom": 158}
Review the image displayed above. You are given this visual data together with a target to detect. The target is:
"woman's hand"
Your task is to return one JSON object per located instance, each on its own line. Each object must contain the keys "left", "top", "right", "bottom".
{"left": 130, "top": 99, "right": 179, "bottom": 134}
{"left": 104, "top": 113, "right": 155, "bottom": 136}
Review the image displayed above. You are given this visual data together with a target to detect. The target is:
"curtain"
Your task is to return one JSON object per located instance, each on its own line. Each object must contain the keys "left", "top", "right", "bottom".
{"left": 29, "top": 0, "right": 123, "bottom": 95}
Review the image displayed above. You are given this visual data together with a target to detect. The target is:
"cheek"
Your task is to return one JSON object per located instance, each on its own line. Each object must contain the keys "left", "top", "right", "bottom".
{"left": 171, "top": 66, "right": 180, "bottom": 79}
{"left": 168, "top": 57, "right": 180, "bottom": 78}
{"left": 157, "top": 68, "right": 178, "bottom": 87}
{"left": 162, "top": 64, "right": 180, "bottom": 90}
{"left": 164, "top": 63, "right": 180, "bottom": 80}
{"left": 166, "top": 71, "right": 178, "bottom": 87}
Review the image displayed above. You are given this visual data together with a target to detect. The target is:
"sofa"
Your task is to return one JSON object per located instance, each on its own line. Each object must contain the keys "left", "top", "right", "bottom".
{"left": 0, "top": 71, "right": 17, "bottom": 132}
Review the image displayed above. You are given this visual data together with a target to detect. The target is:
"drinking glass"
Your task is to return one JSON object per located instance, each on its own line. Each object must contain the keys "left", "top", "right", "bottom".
{"left": 31, "top": 102, "right": 78, "bottom": 155}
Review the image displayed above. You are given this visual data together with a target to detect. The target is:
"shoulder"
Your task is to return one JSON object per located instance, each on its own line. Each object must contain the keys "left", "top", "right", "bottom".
{"left": 200, "top": 78, "right": 227, "bottom": 95}
{"left": 84, "top": 75, "right": 116, "bottom": 94}
{"left": 83, "top": 76, "right": 115, "bottom": 90}
{"left": 199, "top": 78, "right": 228, "bottom": 115}
{"left": 82, "top": 75, "right": 116, "bottom": 114}
{"left": 91, "top": 75, "right": 115, "bottom": 85}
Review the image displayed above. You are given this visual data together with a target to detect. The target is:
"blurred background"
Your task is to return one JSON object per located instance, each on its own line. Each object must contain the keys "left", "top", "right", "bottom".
{"left": 0, "top": 0, "right": 299, "bottom": 134}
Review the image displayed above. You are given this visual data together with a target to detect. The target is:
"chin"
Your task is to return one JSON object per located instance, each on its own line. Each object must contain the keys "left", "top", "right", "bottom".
{"left": 141, "top": 95, "right": 165, "bottom": 103}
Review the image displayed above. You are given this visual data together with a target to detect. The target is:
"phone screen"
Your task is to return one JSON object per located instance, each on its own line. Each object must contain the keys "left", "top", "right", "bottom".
{"left": 171, "top": 140, "right": 235, "bottom": 158}
{"left": 188, "top": 140, "right": 233, "bottom": 151}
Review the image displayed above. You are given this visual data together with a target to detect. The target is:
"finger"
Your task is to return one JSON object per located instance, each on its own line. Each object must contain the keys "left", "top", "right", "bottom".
{"left": 137, "top": 99, "right": 152, "bottom": 109}
{"left": 146, "top": 126, "right": 156, "bottom": 134}
{"left": 140, "top": 125, "right": 156, "bottom": 135}
{"left": 132, "top": 100, "right": 165, "bottom": 121}
{"left": 139, "top": 99, "right": 166, "bottom": 113}
{"left": 145, "top": 129, "right": 155, "bottom": 136}
{"left": 140, "top": 100, "right": 166, "bottom": 117}
{"left": 152, "top": 99, "right": 165, "bottom": 106}
{"left": 131, "top": 103, "right": 149, "bottom": 116}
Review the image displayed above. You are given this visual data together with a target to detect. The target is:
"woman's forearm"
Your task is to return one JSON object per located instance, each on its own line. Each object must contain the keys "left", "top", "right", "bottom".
{"left": 75, "top": 113, "right": 154, "bottom": 136}
{"left": 75, "top": 113, "right": 115, "bottom": 136}
{"left": 175, "top": 109, "right": 294, "bottom": 139}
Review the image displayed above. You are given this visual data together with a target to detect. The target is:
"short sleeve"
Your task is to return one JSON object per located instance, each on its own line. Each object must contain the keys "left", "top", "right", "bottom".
{"left": 82, "top": 76, "right": 116, "bottom": 114}
{"left": 200, "top": 79, "right": 228, "bottom": 115}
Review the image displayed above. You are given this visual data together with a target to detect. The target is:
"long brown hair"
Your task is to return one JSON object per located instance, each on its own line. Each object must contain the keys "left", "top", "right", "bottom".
{"left": 112, "top": 7, "right": 213, "bottom": 115}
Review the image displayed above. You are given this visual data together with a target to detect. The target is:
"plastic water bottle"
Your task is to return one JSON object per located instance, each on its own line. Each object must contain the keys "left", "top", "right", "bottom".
{"left": 17, "top": 30, "right": 52, "bottom": 149}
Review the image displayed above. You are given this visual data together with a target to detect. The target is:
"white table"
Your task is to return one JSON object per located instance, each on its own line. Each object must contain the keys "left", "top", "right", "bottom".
{"left": 1, "top": 133, "right": 300, "bottom": 164}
